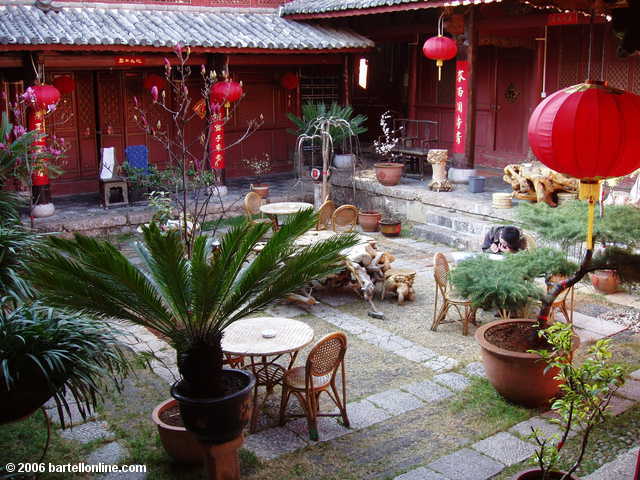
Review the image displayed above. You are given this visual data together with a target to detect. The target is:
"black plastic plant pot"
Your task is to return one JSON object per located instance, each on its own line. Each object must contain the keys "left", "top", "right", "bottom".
{"left": 171, "top": 369, "right": 255, "bottom": 444}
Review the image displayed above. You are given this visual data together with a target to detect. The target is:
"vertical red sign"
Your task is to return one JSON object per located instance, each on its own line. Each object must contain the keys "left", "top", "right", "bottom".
{"left": 209, "top": 119, "right": 225, "bottom": 169}
{"left": 452, "top": 60, "right": 469, "bottom": 155}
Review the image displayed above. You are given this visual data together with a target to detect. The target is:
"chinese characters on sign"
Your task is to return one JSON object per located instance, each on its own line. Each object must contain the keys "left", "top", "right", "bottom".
{"left": 114, "top": 56, "right": 145, "bottom": 66}
{"left": 209, "top": 120, "right": 225, "bottom": 169}
{"left": 452, "top": 60, "right": 468, "bottom": 155}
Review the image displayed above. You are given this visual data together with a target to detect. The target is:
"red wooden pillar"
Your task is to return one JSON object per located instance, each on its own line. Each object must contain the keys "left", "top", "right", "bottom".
{"left": 408, "top": 35, "right": 419, "bottom": 119}
{"left": 452, "top": 8, "right": 477, "bottom": 170}
{"left": 342, "top": 54, "right": 351, "bottom": 106}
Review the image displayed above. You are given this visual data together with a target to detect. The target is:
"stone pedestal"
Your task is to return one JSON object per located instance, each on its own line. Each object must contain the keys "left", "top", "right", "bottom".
{"left": 427, "top": 149, "right": 453, "bottom": 192}
{"left": 201, "top": 435, "right": 244, "bottom": 480}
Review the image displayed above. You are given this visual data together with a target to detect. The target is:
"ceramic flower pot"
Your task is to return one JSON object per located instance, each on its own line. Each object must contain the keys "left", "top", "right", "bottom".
{"left": 374, "top": 163, "right": 403, "bottom": 186}
{"left": 251, "top": 183, "right": 269, "bottom": 199}
{"left": 475, "top": 319, "right": 579, "bottom": 408}
{"left": 152, "top": 398, "right": 202, "bottom": 464}
{"left": 513, "top": 468, "right": 578, "bottom": 480}
{"left": 379, "top": 219, "right": 401, "bottom": 237}
{"left": 589, "top": 269, "right": 620, "bottom": 294}
{"left": 358, "top": 211, "right": 380, "bottom": 232}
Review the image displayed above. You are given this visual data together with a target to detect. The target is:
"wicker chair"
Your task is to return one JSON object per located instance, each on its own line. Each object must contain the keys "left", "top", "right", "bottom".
{"left": 432, "top": 252, "right": 477, "bottom": 336}
{"left": 316, "top": 199, "right": 336, "bottom": 231}
{"left": 279, "top": 332, "right": 349, "bottom": 441}
{"left": 223, "top": 353, "right": 245, "bottom": 369}
{"left": 331, "top": 205, "right": 358, "bottom": 233}
{"left": 521, "top": 232, "right": 537, "bottom": 250}
{"left": 244, "top": 192, "right": 277, "bottom": 230}
{"left": 547, "top": 274, "right": 575, "bottom": 324}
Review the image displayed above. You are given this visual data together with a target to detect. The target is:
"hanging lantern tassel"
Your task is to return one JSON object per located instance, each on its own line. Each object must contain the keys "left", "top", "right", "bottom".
{"left": 579, "top": 180, "right": 601, "bottom": 250}
{"left": 436, "top": 59, "right": 444, "bottom": 81}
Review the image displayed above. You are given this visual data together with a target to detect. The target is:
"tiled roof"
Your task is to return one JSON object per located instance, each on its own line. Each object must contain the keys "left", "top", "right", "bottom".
{"left": 0, "top": 3, "right": 374, "bottom": 50}
{"left": 280, "top": 0, "right": 431, "bottom": 16}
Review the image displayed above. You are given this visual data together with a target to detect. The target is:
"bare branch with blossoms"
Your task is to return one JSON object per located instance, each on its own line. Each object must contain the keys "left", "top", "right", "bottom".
{"left": 373, "top": 111, "right": 402, "bottom": 161}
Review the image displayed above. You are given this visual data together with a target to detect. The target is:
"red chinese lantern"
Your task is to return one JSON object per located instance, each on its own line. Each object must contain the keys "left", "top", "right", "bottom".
{"left": 528, "top": 80, "right": 640, "bottom": 248}
{"left": 210, "top": 79, "right": 243, "bottom": 107}
{"left": 143, "top": 74, "right": 167, "bottom": 92}
{"left": 31, "top": 84, "right": 61, "bottom": 111}
{"left": 53, "top": 75, "right": 75, "bottom": 95}
{"left": 280, "top": 72, "right": 299, "bottom": 90}
{"left": 422, "top": 35, "right": 457, "bottom": 81}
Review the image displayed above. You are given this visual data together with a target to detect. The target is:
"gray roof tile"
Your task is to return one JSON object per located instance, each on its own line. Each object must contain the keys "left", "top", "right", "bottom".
{"left": 280, "top": 0, "right": 432, "bottom": 16}
{"left": 0, "top": 3, "right": 373, "bottom": 50}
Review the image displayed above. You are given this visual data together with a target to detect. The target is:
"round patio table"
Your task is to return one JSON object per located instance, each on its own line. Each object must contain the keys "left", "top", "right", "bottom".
{"left": 222, "top": 317, "right": 314, "bottom": 432}
{"left": 259, "top": 202, "right": 314, "bottom": 229}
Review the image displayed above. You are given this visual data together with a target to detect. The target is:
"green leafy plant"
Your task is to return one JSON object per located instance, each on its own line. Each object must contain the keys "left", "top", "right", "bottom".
{"left": 0, "top": 226, "right": 41, "bottom": 300}
{"left": 29, "top": 208, "right": 358, "bottom": 397}
{"left": 450, "top": 248, "right": 577, "bottom": 317}
{"left": 527, "top": 322, "right": 626, "bottom": 479}
{"left": 0, "top": 300, "right": 131, "bottom": 429}
{"left": 287, "top": 102, "right": 367, "bottom": 152}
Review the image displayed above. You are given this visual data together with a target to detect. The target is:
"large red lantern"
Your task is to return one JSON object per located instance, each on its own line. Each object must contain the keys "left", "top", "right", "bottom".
{"left": 143, "top": 74, "right": 167, "bottom": 93}
{"left": 280, "top": 72, "right": 299, "bottom": 90}
{"left": 53, "top": 75, "right": 75, "bottom": 95}
{"left": 210, "top": 79, "right": 243, "bottom": 118}
{"left": 423, "top": 35, "right": 457, "bottom": 81}
{"left": 529, "top": 80, "right": 640, "bottom": 248}
{"left": 31, "top": 84, "right": 61, "bottom": 111}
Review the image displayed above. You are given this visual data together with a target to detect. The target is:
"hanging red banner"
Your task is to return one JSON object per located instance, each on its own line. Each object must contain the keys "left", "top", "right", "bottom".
{"left": 209, "top": 119, "right": 225, "bottom": 169}
{"left": 452, "top": 60, "right": 469, "bottom": 155}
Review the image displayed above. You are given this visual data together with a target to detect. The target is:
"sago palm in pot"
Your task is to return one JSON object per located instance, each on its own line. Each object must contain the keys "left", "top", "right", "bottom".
{"left": 29, "top": 209, "right": 358, "bottom": 443}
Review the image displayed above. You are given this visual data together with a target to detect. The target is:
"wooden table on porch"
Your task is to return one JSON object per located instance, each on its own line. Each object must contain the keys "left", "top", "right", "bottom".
{"left": 221, "top": 317, "right": 314, "bottom": 433}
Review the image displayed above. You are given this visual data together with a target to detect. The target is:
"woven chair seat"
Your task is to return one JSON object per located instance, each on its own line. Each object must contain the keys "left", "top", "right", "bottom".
{"left": 246, "top": 362, "right": 286, "bottom": 386}
{"left": 284, "top": 366, "right": 331, "bottom": 390}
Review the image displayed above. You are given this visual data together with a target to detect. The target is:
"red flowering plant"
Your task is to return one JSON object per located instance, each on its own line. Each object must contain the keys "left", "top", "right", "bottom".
{"left": 131, "top": 44, "right": 263, "bottom": 255}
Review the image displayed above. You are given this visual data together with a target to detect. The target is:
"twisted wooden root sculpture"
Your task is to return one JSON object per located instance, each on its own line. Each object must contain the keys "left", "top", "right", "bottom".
{"left": 380, "top": 269, "right": 416, "bottom": 305}
{"left": 503, "top": 162, "right": 578, "bottom": 207}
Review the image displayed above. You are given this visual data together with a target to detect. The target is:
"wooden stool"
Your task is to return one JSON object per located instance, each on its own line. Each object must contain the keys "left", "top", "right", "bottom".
{"left": 100, "top": 178, "right": 129, "bottom": 208}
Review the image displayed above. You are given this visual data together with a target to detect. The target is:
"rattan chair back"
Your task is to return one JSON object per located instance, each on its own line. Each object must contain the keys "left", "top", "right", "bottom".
{"left": 244, "top": 191, "right": 262, "bottom": 217}
{"left": 316, "top": 199, "right": 336, "bottom": 230}
{"left": 433, "top": 252, "right": 451, "bottom": 297}
{"left": 522, "top": 232, "right": 537, "bottom": 250}
{"left": 306, "top": 332, "right": 347, "bottom": 378}
{"left": 332, "top": 205, "right": 358, "bottom": 232}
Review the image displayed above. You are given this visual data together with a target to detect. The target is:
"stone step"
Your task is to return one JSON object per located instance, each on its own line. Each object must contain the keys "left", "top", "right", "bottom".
{"left": 412, "top": 222, "right": 484, "bottom": 251}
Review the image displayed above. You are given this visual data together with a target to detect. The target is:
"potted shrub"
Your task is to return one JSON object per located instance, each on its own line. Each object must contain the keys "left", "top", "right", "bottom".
{"left": 287, "top": 102, "right": 368, "bottom": 171}
{"left": 451, "top": 248, "right": 579, "bottom": 407}
{"left": 29, "top": 209, "right": 358, "bottom": 473}
{"left": 468, "top": 202, "right": 640, "bottom": 408}
{"left": 514, "top": 322, "right": 626, "bottom": 480}
{"left": 373, "top": 111, "right": 404, "bottom": 186}
{"left": 242, "top": 153, "right": 272, "bottom": 198}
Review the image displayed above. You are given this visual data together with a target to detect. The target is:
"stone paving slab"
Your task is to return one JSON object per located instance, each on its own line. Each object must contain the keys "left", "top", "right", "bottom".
{"left": 571, "top": 311, "right": 628, "bottom": 337}
{"left": 509, "top": 416, "right": 561, "bottom": 440}
{"left": 432, "top": 372, "right": 470, "bottom": 392}
{"left": 48, "top": 401, "right": 97, "bottom": 427}
{"left": 367, "top": 389, "right": 424, "bottom": 416}
{"left": 463, "top": 361, "right": 487, "bottom": 378}
{"left": 471, "top": 431, "right": 536, "bottom": 466}
{"left": 427, "top": 447, "right": 504, "bottom": 480}
{"left": 345, "top": 399, "right": 393, "bottom": 430}
{"left": 266, "top": 304, "right": 308, "bottom": 318}
{"left": 394, "top": 466, "right": 447, "bottom": 480}
{"left": 615, "top": 379, "right": 640, "bottom": 401}
{"left": 402, "top": 380, "right": 454, "bottom": 403}
{"left": 284, "top": 417, "right": 350, "bottom": 443}
{"left": 631, "top": 369, "right": 640, "bottom": 381}
{"left": 316, "top": 292, "right": 359, "bottom": 307}
{"left": 395, "top": 346, "right": 438, "bottom": 363}
{"left": 59, "top": 420, "right": 115, "bottom": 444}
{"left": 98, "top": 472, "right": 147, "bottom": 480}
{"left": 584, "top": 446, "right": 639, "bottom": 480}
{"left": 575, "top": 328, "right": 606, "bottom": 344}
{"left": 422, "top": 356, "right": 459, "bottom": 373}
{"left": 244, "top": 426, "right": 309, "bottom": 460}
{"left": 87, "top": 442, "right": 128, "bottom": 465}
{"left": 607, "top": 395, "right": 636, "bottom": 415}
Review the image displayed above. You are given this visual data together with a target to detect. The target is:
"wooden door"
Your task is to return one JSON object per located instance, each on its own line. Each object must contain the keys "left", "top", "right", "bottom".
{"left": 96, "top": 71, "right": 126, "bottom": 169}
{"left": 493, "top": 48, "right": 533, "bottom": 156}
{"left": 48, "top": 71, "right": 99, "bottom": 195}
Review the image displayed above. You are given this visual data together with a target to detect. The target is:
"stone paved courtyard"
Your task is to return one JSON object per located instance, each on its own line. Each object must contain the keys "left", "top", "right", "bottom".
{"left": 4, "top": 226, "right": 640, "bottom": 479}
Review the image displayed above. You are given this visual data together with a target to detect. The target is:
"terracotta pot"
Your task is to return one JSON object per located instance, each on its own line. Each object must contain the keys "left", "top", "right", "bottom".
{"left": 251, "top": 183, "right": 269, "bottom": 199}
{"left": 379, "top": 219, "right": 401, "bottom": 237}
{"left": 513, "top": 468, "right": 579, "bottom": 480}
{"left": 358, "top": 211, "right": 380, "bottom": 232}
{"left": 374, "top": 163, "right": 403, "bottom": 186}
{"left": 151, "top": 398, "right": 202, "bottom": 464}
{"left": 475, "top": 319, "right": 579, "bottom": 408}
{"left": 589, "top": 269, "right": 619, "bottom": 294}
